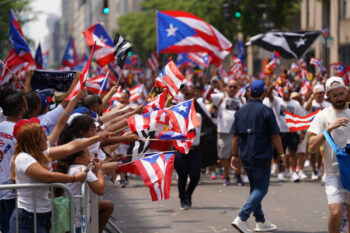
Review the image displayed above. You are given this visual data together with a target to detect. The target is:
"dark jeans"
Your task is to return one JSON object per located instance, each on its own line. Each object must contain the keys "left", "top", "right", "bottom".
{"left": 174, "top": 148, "right": 201, "bottom": 202}
{"left": 238, "top": 167, "right": 271, "bottom": 223}
{"left": 0, "top": 198, "right": 15, "bottom": 233}
{"left": 9, "top": 208, "right": 51, "bottom": 233}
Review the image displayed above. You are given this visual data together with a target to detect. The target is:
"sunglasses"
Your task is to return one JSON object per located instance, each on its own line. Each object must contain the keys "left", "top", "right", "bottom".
{"left": 228, "top": 86, "right": 238, "bottom": 89}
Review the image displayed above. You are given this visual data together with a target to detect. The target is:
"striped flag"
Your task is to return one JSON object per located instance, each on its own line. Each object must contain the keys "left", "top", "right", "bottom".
{"left": 155, "top": 58, "right": 185, "bottom": 99}
{"left": 143, "top": 90, "right": 168, "bottom": 113}
{"left": 129, "top": 84, "right": 145, "bottom": 102}
{"left": 86, "top": 71, "right": 109, "bottom": 95}
{"left": 285, "top": 108, "right": 322, "bottom": 133}
{"left": 299, "top": 80, "right": 311, "bottom": 96}
{"left": 65, "top": 43, "right": 95, "bottom": 101}
{"left": 310, "top": 57, "right": 322, "bottom": 67}
{"left": 226, "top": 56, "right": 242, "bottom": 80}
{"left": 147, "top": 51, "right": 159, "bottom": 72}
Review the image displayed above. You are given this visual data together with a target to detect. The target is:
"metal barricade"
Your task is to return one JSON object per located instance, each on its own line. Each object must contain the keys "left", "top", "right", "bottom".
{"left": 0, "top": 183, "right": 75, "bottom": 233}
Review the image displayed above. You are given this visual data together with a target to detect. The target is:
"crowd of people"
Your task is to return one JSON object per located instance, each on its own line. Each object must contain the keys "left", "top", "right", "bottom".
{"left": 0, "top": 58, "right": 349, "bottom": 233}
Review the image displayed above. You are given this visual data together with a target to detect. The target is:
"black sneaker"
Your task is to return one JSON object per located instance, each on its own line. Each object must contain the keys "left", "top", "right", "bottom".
{"left": 234, "top": 174, "right": 244, "bottom": 186}
{"left": 186, "top": 195, "right": 192, "bottom": 208}
{"left": 180, "top": 200, "right": 189, "bottom": 210}
{"left": 120, "top": 179, "right": 126, "bottom": 188}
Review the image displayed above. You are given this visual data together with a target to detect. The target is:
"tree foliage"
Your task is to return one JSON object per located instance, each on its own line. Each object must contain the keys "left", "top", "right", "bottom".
{"left": 117, "top": 0, "right": 300, "bottom": 63}
{"left": 0, "top": 0, "right": 33, "bottom": 59}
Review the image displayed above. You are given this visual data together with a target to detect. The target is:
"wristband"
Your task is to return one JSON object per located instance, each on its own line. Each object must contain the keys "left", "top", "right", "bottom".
{"left": 280, "top": 153, "right": 285, "bottom": 158}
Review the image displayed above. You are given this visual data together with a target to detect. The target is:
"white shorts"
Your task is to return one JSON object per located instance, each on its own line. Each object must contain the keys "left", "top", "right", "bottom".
{"left": 325, "top": 176, "right": 350, "bottom": 204}
{"left": 297, "top": 136, "right": 307, "bottom": 154}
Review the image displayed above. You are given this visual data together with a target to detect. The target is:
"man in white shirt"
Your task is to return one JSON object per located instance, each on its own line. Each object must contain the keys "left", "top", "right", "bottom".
{"left": 305, "top": 84, "right": 330, "bottom": 181}
{"left": 266, "top": 86, "right": 304, "bottom": 182}
{"left": 308, "top": 77, "right": 350, "bottom": 233}
{"left": 0, "top": 92, "right": 27, "bottom": 233}
{"left": 211, "top": 79, "right": 242, "bottom": 186}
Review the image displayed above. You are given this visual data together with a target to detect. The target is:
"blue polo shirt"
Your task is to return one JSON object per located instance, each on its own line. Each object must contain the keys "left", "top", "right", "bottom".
{"left": 230, "top": 99, "right": 280, "bottom": 168}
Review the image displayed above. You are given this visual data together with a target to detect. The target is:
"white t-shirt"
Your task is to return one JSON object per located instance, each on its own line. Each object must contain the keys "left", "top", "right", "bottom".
{"left": 211, "top": 93, "right": 242, "bottom": 133}
{"left": 65, "top": 164, "right": 97, "bottom": 227}
{"left": 38, "top": 104, "right": 64, "bottom": 135}
{"left": 0, "top": 107, "right": 7, "bottom": 123}
{"left": 15, "top": 152, "right": 51, "bottom": 213}
{"left": 308, "top": 106, "right": 350, "bottom": 177}
{"left": 267, "top": 96, "right": 304, "bottom": 133}
{"left": 304, "top": 100, "right": 331, "bottom": 115}
{"left": 0, "top": 121, "right": 16, "bottom": 200}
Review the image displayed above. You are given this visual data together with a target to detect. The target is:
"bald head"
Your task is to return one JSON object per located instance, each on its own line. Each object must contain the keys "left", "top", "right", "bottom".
{"left": 82, "top": 95, "right": 99, "bottom": 112}
{"left": 226, "top": 80, "right": 239, "bottom": 97}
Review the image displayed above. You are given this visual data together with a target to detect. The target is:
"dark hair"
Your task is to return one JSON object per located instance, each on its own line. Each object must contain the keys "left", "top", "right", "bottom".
{"left": 24, "top": 92, "right": 40, "bottom": 116}
{"left": 251, "top": 91, "right": 263, "bottom": 98}
{"left": 3, "top": 92, "right": 26, "bottom": 116}
{"left": 82, "top": 95, "right": 99, "bottom": 110}
{"left": 59, "top": 115, "right": 95, "bottom": 145}
{"left": 0, "top": 89, "right": 16, "bottom": 109}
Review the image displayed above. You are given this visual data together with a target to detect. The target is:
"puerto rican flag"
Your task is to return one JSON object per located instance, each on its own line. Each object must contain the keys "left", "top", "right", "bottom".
{"left": 34, "top": 43, "right": 43, "bottom": 69}
{"left": 143, "top": 90, "right": 168, "bottom": 113}
{"left": 83, "top": 23, "right": 115, "bottom": 67}
{"left": 285, "top": 108, "right": 322, "bottom": 133}
{"left": 86, "top": 71, "right": 109, "bottom": 95}
{"left": 330, "top": 62, "right": 346, "bottom": 77}
{"left": 299, "top": 80, "right": 311, "bottom": 96}
{"left": 147, "top": 51, "right": 159, "bottom": 72}
{"left": 109, "top": 86, "right": 123, "bottom": 105}
{"left": 176, "top": 53, "right": 193, "bottom": 70}
{"left": 129, "top": 84, "right": 145, "bottom": 102}
{"left": 227, "top": 56, "right": 242, "bottom": 80}
{"left": 9, "top": 10, "right": 34, "bottom": 64}
{"left": 157, "top": 11, "right": 232, "bottom": 66}
{"left": 188, "top": 52, "right": 211, "bottom": 67}
{"left": 66, "top": 44, "right": 95, "bottom": 101}
{"left": 0, "top": 49, "right": 27, "bottom": 85}
{"left": 62, "top": 37, "right": 78, "bottom": 68}
{"left": 155, "top": 58, "right": 185, "bottom": 99}
{"left": 127, "top": 110, "right": 168, "bottom": 132}
{"left": 310, "top": 57, "right": 322, "bottom": 67}
{"left": 120, "top": 152, "right": 175, "bottom": 201}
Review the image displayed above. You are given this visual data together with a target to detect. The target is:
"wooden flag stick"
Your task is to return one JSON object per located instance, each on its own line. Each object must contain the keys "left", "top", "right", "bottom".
{"left": 142, "top": 85, "right": 155, "bottom": 106}
{"left": 137, "top": 138, "right": 191, "bottom": 141}
{"left": 120, "top": 150, "right": 178, "bottom": 165}
{"left": 0, "top": 60, "right": 24, "bottom": 88}
{"left": 112, "top": 125, "right": 129, "bottom": 135}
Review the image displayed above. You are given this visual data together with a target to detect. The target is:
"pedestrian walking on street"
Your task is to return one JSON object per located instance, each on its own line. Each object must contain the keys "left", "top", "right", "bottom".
{"left": 230, "top": 80, "right": 284, "bottom": 233}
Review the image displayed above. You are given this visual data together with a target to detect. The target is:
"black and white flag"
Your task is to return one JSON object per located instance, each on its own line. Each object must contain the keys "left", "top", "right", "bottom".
{"left": 246, "top": 31, "right": 321, "bottom": 59}
{"left": 113, "top": 33, "right": 132, "bottom": 69}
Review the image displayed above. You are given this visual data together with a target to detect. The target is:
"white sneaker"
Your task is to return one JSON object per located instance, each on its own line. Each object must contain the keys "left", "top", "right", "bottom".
{"left": 284, "top": 168, "right": 291, "bottom": 178}
{"left": 311, "top": 172, "right": 319, "bottom": 181}
{"left": 298, "top": 170, "right": 307, "bottom": 180}
{"left": 321, "top": 175, "right": 326, "bottom": 184}
{"left": 304, "top": 160, "right": 310, "bottom": 168}
{"left": 242, "top": 175, "right": 249, "bottom": 184}
{"left": 232, "top": 217, "right": 252, "bottom": 233}
{"left": 277, "top": 172, "right": 285, "bottom": 182}
{"left": 271, "top": 163, "right": 278, "bottom": 175}
{"left": 291, "top": 172, "right": 300, "bottom": 182}
{"left": 254, "top": 221, "right": 277, "bottom": 232}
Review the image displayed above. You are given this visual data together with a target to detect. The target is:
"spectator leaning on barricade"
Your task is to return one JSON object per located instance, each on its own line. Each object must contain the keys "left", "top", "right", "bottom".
{"left": 210, "top": 77, "right": 243, "bottom": 186}
{"left": 308, "top": 77, "right": 350, "bottom": 233}
{"left": 0, "top": 91, "right": 27, "bottom": 233}
{"left": 231, "top": 80, "right": 284, "bottom": 233}
{"left": 8, "top": 117, "right": 112, "bottom": 233}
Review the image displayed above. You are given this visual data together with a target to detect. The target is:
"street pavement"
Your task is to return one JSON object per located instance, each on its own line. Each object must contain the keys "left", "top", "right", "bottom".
{"left": 104, "top": 169, "right": 329, "bottom": 233}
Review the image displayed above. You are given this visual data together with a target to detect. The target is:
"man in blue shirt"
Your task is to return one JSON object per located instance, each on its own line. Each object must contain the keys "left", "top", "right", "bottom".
{"left": 230, "top": 80, "right": 284, "bottom": 233}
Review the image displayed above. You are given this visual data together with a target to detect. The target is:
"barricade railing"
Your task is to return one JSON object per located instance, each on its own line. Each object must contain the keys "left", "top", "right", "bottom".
{"left": 0, "top": 183, "right": 75, "bottom": 233}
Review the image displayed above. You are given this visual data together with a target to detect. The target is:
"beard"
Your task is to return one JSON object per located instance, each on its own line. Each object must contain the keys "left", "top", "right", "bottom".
{"left": 332, "top": 100, "right": 346, "bottom": 109}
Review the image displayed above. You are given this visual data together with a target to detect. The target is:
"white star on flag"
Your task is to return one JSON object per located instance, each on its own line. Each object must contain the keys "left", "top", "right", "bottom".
{"left": 178, "top": 104, "right": 187, "bottom": 112}
{"left": 99, "top": 35, "right": 107, "bottom": 44}
{"left": 295, "top": 38, "right": 306, "bottom": 48}
{"left": 68, "top": 48, "right": 73, "bottom": 56}
{"left": 166, "top": 23, "right": 178, "bottom": 37}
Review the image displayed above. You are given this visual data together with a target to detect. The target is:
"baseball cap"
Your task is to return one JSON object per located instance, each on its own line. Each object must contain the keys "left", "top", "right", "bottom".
{"left": 313, "top": 84, "right": 325, "bottom": 93}
{"left": 38, "top": 93, "right": 49, "bottom": 111}
{"left": 250, "top": 80, "right": 266, "bottom": 96}
{"left": 325, "top": 77, "right": 345, "bottom": 93}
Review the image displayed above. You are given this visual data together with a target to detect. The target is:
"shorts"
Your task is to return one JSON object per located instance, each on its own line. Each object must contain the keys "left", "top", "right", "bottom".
{"left": 217, "top": 133, "right": 233, "bottom": 159}
{"left": 297, "top": 136, "right": 307, "bottom": 154}
{"left": 280, "top": 132, "right": 299, "bottom": 153}
{"left": 325, "top": 176, "right": 350, "bottom": 204}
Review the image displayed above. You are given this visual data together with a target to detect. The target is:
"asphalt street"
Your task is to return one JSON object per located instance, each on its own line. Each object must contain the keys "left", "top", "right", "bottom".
{"left": 104, "top": 169, "right": 329, "bottom": 233}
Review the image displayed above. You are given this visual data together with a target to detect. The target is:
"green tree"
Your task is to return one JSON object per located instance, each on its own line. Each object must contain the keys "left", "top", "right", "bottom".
{"left": 0, "top": 0, "right": 33, "bottom": 59}
{"left": 117, "top": 0, "right": 300, "bottom": 64}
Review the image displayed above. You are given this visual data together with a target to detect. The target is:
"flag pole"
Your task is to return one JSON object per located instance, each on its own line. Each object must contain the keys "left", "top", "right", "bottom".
{"left": 112, "top": 125, "right": 129, "bottom": 135}
{"left": 142, "top": 85, "right": 155, "bottom": 106}
{"left": 137, "top": 138, "right": 191, "bottom": 141}
{"left": 0, "top": 60, "right": 24, "bottom": 88}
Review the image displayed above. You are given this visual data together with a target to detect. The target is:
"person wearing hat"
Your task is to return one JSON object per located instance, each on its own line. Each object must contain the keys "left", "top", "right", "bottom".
{"left": 231, "top": 80, "right": 284, "bottom": 233}
{"left": 305, "top": 84, "right": 331, "bottom": 181}
{"left": 308, "top": 77, "right": 350, "bottom": 233}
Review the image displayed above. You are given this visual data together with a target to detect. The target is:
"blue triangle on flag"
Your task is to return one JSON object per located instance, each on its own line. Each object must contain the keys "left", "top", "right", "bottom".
{"left": 93, "top": 24, "right": 114, "bottom": 47}
{"left": 157, "top": 12, "right": 197, "bottom": 52}
{"left": 142, "top": 153, "right": 162, "bottom": 164}
{"left": 163, "top": 152, "right": 174, "bottom": 163}
{"left": 169, "top": 99, "right": 192, "bottom": 119}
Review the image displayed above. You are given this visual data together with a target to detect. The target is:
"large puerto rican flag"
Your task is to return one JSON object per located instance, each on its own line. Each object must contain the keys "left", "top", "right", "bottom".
{"left": 285, "top": 108, "right": 322, "bottom": 133}
{"left": 83, "top": 23, "right": 115, "bottom": 68}
{"left": 157, "top": 11, "right": 232, "bottom": 66}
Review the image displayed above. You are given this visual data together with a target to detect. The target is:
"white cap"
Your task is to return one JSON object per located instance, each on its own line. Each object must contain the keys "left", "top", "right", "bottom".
{"left": 325, "top": 77, "right": 346, "bottom": 93}
{"left": 313, "top": 84, "right": 324, "bottom": 93}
